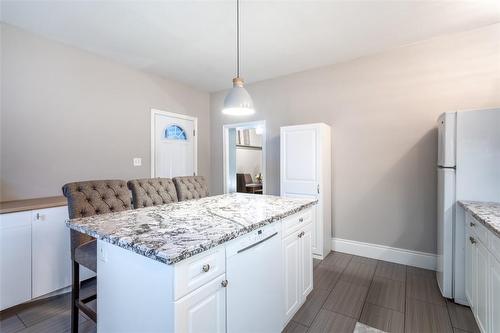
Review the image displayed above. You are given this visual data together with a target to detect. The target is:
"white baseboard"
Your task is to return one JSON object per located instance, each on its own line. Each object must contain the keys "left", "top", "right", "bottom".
{"left": 331, "top": 237, "right": 437, "bottom": 270}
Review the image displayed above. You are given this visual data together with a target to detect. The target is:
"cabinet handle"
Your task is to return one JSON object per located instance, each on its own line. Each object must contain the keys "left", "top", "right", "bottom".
{"left": 298, "top": 231, "right": 305, "bottom": 238}
{"left": 470, "top": 222, "right": 475, "bottom": 227}
{"left": 221, "top": 280, "right": 228, "bottom": 287}
{"left": 317, "top": 184, "right": 320, "bottom": 194}
{"left": 299, "top": 217, "right": 304, "bottom": 223}
{"left": 202, "top": 264, "right": 210, "bottom": 272}
{"left": 35, "top": 213, "right": 41, "bottom": 220}
{"left": 469, "top": 236, "right": 477, "bottom": 244}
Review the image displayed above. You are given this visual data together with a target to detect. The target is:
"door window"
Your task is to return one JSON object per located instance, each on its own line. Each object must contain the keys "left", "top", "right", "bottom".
{"left": 164, "top": 125, "right": 187, "bottom": 141}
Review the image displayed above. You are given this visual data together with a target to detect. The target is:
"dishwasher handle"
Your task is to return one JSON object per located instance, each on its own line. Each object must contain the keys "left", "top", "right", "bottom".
{"left": 237, "top": 232, "right": 278, "bottom": 254}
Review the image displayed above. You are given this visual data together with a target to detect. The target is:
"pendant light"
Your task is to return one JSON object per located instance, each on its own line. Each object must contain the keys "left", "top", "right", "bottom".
{"left": 222, "top": 0, "right": 255, "bottom": 116}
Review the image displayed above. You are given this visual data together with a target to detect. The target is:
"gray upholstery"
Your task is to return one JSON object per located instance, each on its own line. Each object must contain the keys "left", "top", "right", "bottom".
{"left": 74, "top": 240, "right": 97, "bottom": 272}
{"left": 127, "top": 178, "right": 178, "bottom": 209}
{"left": 173, "top": 176, "right": 209, "bottom": 201}
{"left": 62, "top": 179, "right": 132, "bottom": 271}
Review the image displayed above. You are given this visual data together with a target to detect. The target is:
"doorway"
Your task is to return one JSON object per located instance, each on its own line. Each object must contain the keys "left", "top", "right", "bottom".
{"left": 223, "top": 120, "right": 266, "bottom": 195}
{"left": 151, "top": 109, "right": 197, "bottom": 178}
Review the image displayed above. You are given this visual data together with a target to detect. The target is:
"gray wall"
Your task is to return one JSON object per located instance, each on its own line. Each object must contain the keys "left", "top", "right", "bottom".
{"left": 0, "top": 24, "right": 211, "bottom": 201}
{"left": 210, "top": 23, "right": 500, "bottom": 254}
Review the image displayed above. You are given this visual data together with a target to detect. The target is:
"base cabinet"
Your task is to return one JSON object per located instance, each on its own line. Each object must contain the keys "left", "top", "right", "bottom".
{"left": 0, "top": 205, "right": 89, "bottom": 311}
{"left": 0, "top": 211, "right": 32, "bottom": 310}
{"left": 174, "top": 274, "right": 226, "bottom": 333}
{"left": 464, "top": 212, "right": 500, "bottom": 333}
{"left": 282, "top": 217, "right": 313, "bottom": 326}
{"left": 490, "top": 256, "right": 500, "bottom": 333}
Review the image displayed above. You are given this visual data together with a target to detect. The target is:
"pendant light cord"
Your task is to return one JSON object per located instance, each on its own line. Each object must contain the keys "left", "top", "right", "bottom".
{"left": 236, "top": 0, "right": 240, "bottom": 78}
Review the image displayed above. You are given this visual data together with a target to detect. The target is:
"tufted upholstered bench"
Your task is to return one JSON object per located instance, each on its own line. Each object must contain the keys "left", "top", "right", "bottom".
{"left": 172, "top": 176, "right": 209, "bottom": 201}
{"left": 62, "top": 179, "right": 132, "bottom": 332}
{"left": 127, "top": 178, "right": 178, "bottom": 209}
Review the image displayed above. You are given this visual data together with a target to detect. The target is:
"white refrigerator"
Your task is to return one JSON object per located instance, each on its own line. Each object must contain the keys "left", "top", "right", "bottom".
{"left": 437, "top": 108, "right": 500, "bottom": 303}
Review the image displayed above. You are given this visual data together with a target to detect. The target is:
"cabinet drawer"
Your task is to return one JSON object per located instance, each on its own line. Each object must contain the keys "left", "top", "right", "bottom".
{"left": 173, "top": 246, "right": 225, "bottom": 300}
{"left": 467, "top": 214, "right": 488, "bottom": 246}
{"left": 283, "top": 209, "right": 312, "bottom": 237}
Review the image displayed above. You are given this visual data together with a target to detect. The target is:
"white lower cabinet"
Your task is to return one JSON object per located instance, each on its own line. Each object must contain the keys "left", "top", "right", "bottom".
{"left": 0, "top": 205, "right": 77, "bottom": 311}
{"left": 490, "top": 255, "right": 500, "bottom": 333}
{"left": 464, "top": 213, "right": 500, "bottom": 333}
{"left": 283, "top": 217, "right": 313, "bottom": 326}
{"left": 0, "top": 211, "right": 32, "bottom": 310}
{"left": 32, "top": 206, "right": 72, "bottom": 298}
{"left": 174, "top": 274, "right": 226, "bottom": 333}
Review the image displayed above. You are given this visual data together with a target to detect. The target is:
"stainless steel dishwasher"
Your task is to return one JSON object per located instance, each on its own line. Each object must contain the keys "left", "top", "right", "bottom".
{"left": 226, "top": 223, "right": 283, "bottom": 333}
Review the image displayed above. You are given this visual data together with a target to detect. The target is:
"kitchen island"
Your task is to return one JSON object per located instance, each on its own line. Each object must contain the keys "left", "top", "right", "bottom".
{"left": 67, "top": 193, "right": 317, "bottom": 333}
{"left": 459, "top": 201, "right": 500, "bottom": 333}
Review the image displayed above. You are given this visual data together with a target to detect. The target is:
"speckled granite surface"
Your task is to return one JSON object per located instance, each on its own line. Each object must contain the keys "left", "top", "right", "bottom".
{"left": 459, "top": 201, "right": 500, "bottom": 238}
{"left": 67, "top": 193, "right": 317, "bottom": 265}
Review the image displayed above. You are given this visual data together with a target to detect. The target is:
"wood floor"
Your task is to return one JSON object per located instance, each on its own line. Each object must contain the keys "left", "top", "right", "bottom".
{"left": 284, "top": 252, "right": 480, "bottom": 333}
{"left": 0, "top": 251, "right": 479, "bottom": 333}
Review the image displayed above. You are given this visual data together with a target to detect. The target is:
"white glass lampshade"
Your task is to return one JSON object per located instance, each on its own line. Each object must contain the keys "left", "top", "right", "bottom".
{"left": 222, "top": 77, "right": 255, "bottom": 116}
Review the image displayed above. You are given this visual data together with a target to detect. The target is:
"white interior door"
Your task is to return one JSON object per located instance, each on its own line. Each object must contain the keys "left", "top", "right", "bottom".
{"left": 153, "top": 111, "right": 196, "bottom": 178}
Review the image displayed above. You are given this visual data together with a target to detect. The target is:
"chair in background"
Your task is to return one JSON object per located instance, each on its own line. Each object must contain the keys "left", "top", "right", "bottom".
{"left": 62, "top": 180, "right": 132, "bottom": 333}
{"left": 127, "top": 178, "right": 178, "bottom": 208}
{"left": 236, "top": 173, "right": 263, "bottom": 194}
{"left": 173, "top": 176, "right": 209, "bottom": 201}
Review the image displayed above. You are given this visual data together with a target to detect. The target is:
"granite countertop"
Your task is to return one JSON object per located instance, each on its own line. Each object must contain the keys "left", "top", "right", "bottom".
{"left": 0, "top": 196, "right": 67, "bottom": 214}
{"left": 458, "top": 201, "right": 500, "bottom": 238}
{"left": 67, "top": 193, "right": 317, "bottom": 265}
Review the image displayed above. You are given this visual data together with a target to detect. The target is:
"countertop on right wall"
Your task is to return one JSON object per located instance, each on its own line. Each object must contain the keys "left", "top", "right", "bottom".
{"left": 458, "top": 201, "right": 500, "bottom": 238}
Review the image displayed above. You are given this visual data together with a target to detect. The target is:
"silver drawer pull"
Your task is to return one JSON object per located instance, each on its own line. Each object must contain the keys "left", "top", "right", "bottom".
{"left": 470, "top": 222, "right": 476, "bottom": 227}
{"left": 299, "top": 217, "right": 304, "bottom": 223}
{"left": 221, "top": 280, "right": 228, "bottom": 287}
{"left": 202, "top": 264, "right": 210, "bottom": 272}
{"left": 469, "top": 236, "right": 477, "bottom": 244}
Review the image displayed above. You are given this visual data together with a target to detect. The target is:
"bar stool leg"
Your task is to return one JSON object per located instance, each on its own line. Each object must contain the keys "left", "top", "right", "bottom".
{"left": 71, "top": 260, "right": 80, "bottom": 333}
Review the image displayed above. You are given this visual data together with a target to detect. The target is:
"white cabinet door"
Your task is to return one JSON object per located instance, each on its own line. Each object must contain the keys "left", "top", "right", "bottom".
{"left": 465, "top": 227, "right": 476, "bottom": 309}
{"left": 283, "top": 232, "right": 300, "bottom": 323}
{"left": 174, "top": 275, "right": 226, "bottom": 333}
{"left": 476, "top": 241, "right": 489, "bottom": 333}
{"left": 31, "top": 207, "right": 71, "bottom": 298}
{"left": 0, "top": 212, "right": 32, "bottom": 310}
{"left": 491, "top": 255, "right": 500, "bottom": 333}
{"left": 300, "top": 224, "right": 313, "bottom": 299}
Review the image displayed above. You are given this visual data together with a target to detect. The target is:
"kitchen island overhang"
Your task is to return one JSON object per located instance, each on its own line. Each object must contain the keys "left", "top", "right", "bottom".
{"left": 67, "top": 193, "right": 317, "bottom": 332}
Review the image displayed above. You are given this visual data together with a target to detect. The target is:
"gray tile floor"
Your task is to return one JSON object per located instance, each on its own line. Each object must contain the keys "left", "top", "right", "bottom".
{"left": 0, "top": 251, "right": 479, "bottom": 333}
{"left": 284, "top": 251, "right": 480, "bottom": 333}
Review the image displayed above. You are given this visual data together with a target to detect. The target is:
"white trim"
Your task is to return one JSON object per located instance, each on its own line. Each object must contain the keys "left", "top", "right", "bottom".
{"left": 222, "top": 120, "right": 267, "bottom": 195}
{"left": 150, "top": 109, "right": 198, "bottom": 178}
{"left": 331, "top": 237, "right": 437, "bottom": 270}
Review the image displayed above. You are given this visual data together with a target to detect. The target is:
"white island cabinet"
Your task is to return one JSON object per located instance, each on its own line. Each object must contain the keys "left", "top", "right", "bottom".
{"left": 68, "top": 193, "right": 316, "bottom": 333}
{"left": 462, "top": 203, "right": 500, "bottom": 333}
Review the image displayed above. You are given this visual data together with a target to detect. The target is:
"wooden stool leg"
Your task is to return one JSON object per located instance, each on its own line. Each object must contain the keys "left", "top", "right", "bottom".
{"left": 71, "top": 260, "right": 80, "bottom": 333}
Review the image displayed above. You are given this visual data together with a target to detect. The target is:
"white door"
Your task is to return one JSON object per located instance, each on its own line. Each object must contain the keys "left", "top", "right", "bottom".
{"left": 152, "top": 110, "right": 196, "bottom": 178}
{"left": 281, "top": 125, "right": 320, "bottom": 255}
{"left": 491, "top": 256, "right": 500, "bottom": 333}
{"left": 465, "top": 227, "right": 476, "bottom": 309}
{"left": 283, "top": 232, "right": 300, "bottom": 323}
{"left": 300, "top": 225, "right": 313, "bottom": 299}
{"left": 476, "top": 241, "right": 489, "bottom": 333}
{"left": 0, "top": 212, "right": 32, "bottom": 310}
{"left": 32, "top": 207, "right": 71, "bottom": 298}
{"left": 174, "top": 275, "right": 226, "bottom": 333}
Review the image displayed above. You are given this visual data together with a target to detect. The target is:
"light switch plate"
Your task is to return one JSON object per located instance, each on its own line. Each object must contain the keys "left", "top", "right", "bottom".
{"left": 133, "top": 158, "right": 142, "bottom": 166}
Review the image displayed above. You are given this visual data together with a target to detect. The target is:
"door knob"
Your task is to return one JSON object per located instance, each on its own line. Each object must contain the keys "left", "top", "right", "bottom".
{"left": 202, "top": 264, "right": 210, "bottom": 272}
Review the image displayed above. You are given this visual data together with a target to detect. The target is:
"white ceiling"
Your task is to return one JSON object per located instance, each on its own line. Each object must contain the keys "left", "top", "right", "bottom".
{"left": 2, "top": 1, "right": 500, "bottom": 92}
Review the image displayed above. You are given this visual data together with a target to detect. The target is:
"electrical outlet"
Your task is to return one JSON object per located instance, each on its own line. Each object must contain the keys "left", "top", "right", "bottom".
{"left": 133, "top": 158, "right": 142, "bottom": 166}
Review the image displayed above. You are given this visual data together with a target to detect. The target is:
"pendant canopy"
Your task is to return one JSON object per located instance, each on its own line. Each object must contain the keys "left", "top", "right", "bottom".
{"left": 222, "top": 0, "right": 255, "bottom": 116}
